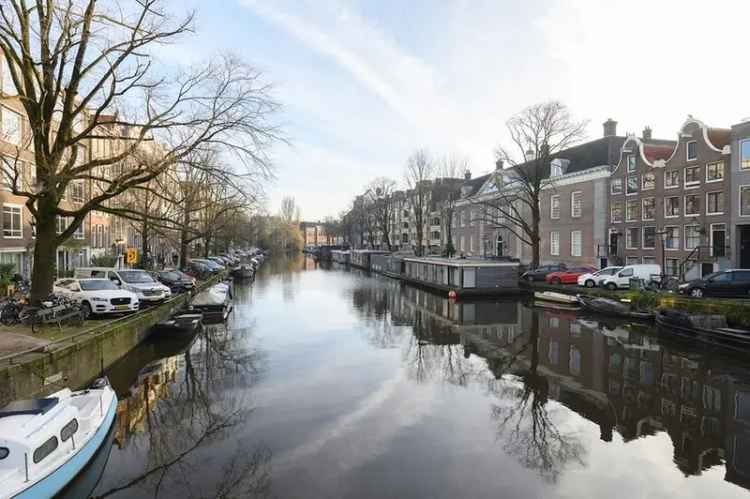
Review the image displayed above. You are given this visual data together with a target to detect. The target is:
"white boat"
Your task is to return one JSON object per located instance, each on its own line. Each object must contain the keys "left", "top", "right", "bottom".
{"left": 533, "top": 291, "right": 580, "bottom": 305}
{"left": 191, "top": 281, "right": 233, "bottom": 323}
{"left": 0, "top": 377, "right": 117, "bottom": 499}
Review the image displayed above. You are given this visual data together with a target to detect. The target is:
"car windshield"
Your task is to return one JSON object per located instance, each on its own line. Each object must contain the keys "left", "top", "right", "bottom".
{"left": 119, "top": 271, "right": 155, "bottom": 283}
{"left": 703, "top": 272, "right": 723, "bottom": 281}
{"left": 80, "top": 280, "right": 119, "bottom": 291}
{"left": 160, "top": 271, "right": 180, "bottom": 280}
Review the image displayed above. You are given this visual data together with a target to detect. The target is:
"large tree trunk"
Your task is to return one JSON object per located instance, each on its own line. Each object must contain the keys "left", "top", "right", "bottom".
{"left": 140, "top": 220, "right": 149, "bottom": 269}
{"left": 531, "top": 205, "right": 541, "bottom": 268}
{"left": 203, "top": 232, "right": 212, "bottom": 258}
{"left": 30, "top": 200, "right": 59, "bottom": 304}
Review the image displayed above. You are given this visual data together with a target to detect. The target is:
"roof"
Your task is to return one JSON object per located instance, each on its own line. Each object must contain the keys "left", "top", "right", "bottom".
{"left": 707, "top": 127, "right": 731, "bottom": 149}
{"left": 643, "top": 144, "right": 675, "bottom": 162}
{"left": 461, "top": 173, "right": 491, "bottom": 198}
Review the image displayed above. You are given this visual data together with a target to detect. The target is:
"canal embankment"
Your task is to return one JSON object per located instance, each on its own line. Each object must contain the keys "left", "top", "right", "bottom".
{"left": 0, "top": 274, "right": 222, "bottom": 406}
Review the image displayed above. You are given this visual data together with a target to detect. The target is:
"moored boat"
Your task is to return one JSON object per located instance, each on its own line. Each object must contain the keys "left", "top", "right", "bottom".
{"left": 533, "top": 291, "right": 580, "bottom": 305}
{"left": 0, "top": 377, "right": 117, "bottom": 499}
{"left": 655, "top": 309, "right": 750, "bottom": 351}
{"left": 577, "top": 295, "right": 653, "bottom": 321}
{"left": 231, "top": 264, "right": 255, "bottom": 280}
{"left": 154, "top": 306, "right": 203, "bottom": 335}
{"left": 190, "top": 281, "right": 233, "bottom": 324}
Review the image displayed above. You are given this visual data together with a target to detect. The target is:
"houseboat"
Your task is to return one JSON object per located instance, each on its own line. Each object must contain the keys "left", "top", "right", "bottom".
{"left": 350, "top": 250, "right": 391, "bottom": 271}
{"left": 400, "top": 257, "right": 520, "bottom": 297}
{"left": 331, "top": 250, "right": 351, "bottom": 265}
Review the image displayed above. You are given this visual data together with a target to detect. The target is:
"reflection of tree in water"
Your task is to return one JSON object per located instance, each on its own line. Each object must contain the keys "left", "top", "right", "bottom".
{"left": 488, "top": 313, "right": 585, "bottom": 483}
{"left": 94, "top": 325, "right": 271, "bottom": 498}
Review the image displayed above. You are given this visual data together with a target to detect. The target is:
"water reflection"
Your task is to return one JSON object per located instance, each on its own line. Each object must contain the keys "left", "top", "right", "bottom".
{"left": 346, "top": 270, "right": 750, "bottom": 491}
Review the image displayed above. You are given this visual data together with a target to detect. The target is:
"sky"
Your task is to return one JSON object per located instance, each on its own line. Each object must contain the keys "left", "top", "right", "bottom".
{"left": 160, "top": 0, "right": 750, "bottom": 221}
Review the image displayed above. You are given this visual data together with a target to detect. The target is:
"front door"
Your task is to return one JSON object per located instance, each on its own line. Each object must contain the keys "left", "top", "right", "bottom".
{"left": 741, "top": 226, "right": 750, "bottom": 269}
{"left": 711, "top": 224, "right": 726, "bottom": 258}
{"left": 496, "top": 235, "right": 504, "bottom": 257}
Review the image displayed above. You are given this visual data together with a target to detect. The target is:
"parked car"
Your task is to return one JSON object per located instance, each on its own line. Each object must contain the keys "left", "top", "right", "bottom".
{"left": 183, "top": 260, "right": 212, "bottom": 278}
{"left": 53, "top": 278, "right": 139, "bottom": 317}
{"left": 678, "top": 269, "right": 750, "bottom": 298}
{"left": 521, "top": 264, "right": 567, "bottom": 282}
{"left": 192, "top": 258, "right": 225, "bottom": 272}
{"left": 75, "top": 267, "right": 172, "bottom": 303}
{"left": 545, "top": 266, "right": 597, "bottom": 285}
{"left": 156, "top": 269, "right": 196, "bottom": 294}
{"left": 600, "top": 264, "right": 661, "bottom": 290}
{"left": 577, "top": 266, "right": 623, "bottom": 288}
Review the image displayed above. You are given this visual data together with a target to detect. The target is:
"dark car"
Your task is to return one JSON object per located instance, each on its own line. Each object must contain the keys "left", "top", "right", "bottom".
{"left": 157, "top": 270, "right": 196, "bottom": 293}
{"left": 521, "top": 263, "right": 568, "bottom": 282}
{"left": 679, "top": 269, "right": 750, "bottom": 298}
{"left": 183, "top": 260, "right": 213, "bottom": 278}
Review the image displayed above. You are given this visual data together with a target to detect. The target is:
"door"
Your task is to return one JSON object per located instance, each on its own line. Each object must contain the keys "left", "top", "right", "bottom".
{"left": 496, "top": 235, "right": 504, "bottom": 257}
{"left": 741, "top": 227, "right": 750, "bottom": 269}
{"left": 711, "top": 224, "right": 726, "bottom": 258}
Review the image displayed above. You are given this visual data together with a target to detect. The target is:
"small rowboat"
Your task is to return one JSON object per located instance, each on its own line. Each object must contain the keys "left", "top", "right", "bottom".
{"left": 655, "top": 310, "right": 750, "bottom": 351}
{"left": 534, "top": 291, "right": 580, "bottom": 305}
{"left": 577, "top": 295, "right": 653, "bottom": 321}
{"left": 0, "top": 377, "right": 117, "bottom": 499}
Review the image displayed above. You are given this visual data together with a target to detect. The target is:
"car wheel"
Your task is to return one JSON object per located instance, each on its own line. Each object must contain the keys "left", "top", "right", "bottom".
{"left": 585, "top": 279, "right": 595, "bottom": 288}
{"left": 81, "top": 301, "right": 92, "bottom": 319}
{"left": 690, "top": 288, "right": 703, "bottom": 298}
{"left": 551, "top": 277, "right": 561, "bottom": 285}
{"left": 607, "top": 283, "right": 617, "bottom": 291}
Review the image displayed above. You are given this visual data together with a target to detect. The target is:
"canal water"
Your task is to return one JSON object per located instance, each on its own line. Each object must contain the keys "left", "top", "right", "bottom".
{"left": 84, "top": 255, "right": 750, "bottom": 498}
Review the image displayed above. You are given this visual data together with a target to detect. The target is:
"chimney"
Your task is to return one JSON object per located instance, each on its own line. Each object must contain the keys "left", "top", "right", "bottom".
{"left": 495, "top": 158, "right": 504, "bottom": 170}
{"left": 642, "top": 126, "right": 652, "bottom": 141}
{"left": 464, "top": 169, "right": 471, "bottom": 180}
{"left": 603, "top": 118, "right": 617, "bottom": 137}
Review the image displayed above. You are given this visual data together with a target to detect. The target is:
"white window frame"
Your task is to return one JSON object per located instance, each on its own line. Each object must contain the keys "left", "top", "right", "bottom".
{"left": 626, "top": 226, "right": 640, "bottom": 250}
{"left": 570, "top": 230, "right": 582, "bottom": 257}
{"left": 550, "top": 231, "right": 560, "bottom": 256}
{"left": 627, "top": 154, "right": 636, "bottom": 173}
{"left": 705, "top": 162, "right": 724, "bottom": 183}
{"left": 665, "top": 258, "right": 679, "bottom": 276}
{"left": 641, "top": 172, "right": 655, "bottom": 191}
{"left": 684, "top": 165, "right": 701, "bottom": 189}
{"left": 626, "top": 199, "right": 639, "bottom": 222}
{"left": 664, "top": 226, "right": 680, "bottom": 251}
{"left": 642, "top": 226, "right": 656, "bottom": 250}
{"left": 684, "top": 194, "right": 701, "bottom": 217}
{"left": 641, "top": 197, "right": 655, "bottom": 221}
{"left": 570, "top": 191, "right": 582, "bottom": 218}
{"left": 626, "top": 174, "right": 639, "bottom": 196}
{"left": 610, "top": 178, "right": 623, "bottom": 195}
{"left": 664, "top": 196, "right": 680, "bottom": 219}
{"left": 550, "top": 194, "right": 560, "bottom": 220}
{"left": 740, "top": 185, "right": 750, "bottom": 217}
{"left": 686, "top": 140, "right": 697, "bottom": 161}
{"left": 741, "top": 139, "right": 750, "bottom": 171}
{"left": 665, "top": 170, "right": 680, "bottom": 189}
{"left": 2, "top": 203, "right": 22, "bottom": 239}
{"left": 684, "top": 224, "right": 701, "bottom": 251}
{"left": 610, "top": 203, "right": 622, "bottom": 223}
{"left": 706, "top": 191, "right": 724, "bottom": 216}
{"left": 0, "top": 105, "right": 22, "bottom": 146}
{"left": 626, "top": 256, "right": 641, "bottom": 266}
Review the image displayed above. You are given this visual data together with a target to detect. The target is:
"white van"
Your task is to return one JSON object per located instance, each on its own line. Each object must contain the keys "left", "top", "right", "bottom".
{"left": 600, "top": 264, "right": 661, "bottom": 290}
{"left": 74, "top": 267, "right": 171, "bottom": 303}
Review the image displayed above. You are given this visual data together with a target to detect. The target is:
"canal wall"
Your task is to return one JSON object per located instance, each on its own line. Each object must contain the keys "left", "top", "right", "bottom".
{"left": 0, "top": 276, "right": 221, "bottom": 406}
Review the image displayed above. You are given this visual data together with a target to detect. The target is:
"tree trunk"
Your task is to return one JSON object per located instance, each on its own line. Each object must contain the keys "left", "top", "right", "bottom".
{"left": 203, "top": 233, "right": 212, "bottom": 258}
{"left": 140, "top": 220, "right": 149, "bottom": 269}
{"left": 30, "top": 200, "right": 59, "bottom": 304}
{"left": 531, "top": 206, "right": 541, "bottom": 268}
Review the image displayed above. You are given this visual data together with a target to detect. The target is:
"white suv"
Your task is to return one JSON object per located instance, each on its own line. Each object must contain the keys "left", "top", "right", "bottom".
{"left": 74, "top": 267, "right": 172, "bottom": 303}
{"left": 54, "top": 278, "right": 140, "bottom": 317}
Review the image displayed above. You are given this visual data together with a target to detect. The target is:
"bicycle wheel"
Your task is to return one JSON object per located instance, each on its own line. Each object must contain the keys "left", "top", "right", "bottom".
{"left": 0, "top": 303, "right": 18, "bottom": 326}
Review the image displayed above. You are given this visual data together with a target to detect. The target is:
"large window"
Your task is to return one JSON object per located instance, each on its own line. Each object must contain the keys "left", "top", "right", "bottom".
{"left": 611, "top": 202, "right": 623, "bottom": 223}
{"left": 742, "top": 140, "right": 750, "bottom": 170}
{"left": 626, "top": 175, "right": 638, "bottom": 195}
{"left": 70, "top": 182, "right": 85, "bottom": 203}
{"left": 665, "top": 170, "right": 680, "bottom": 188}
{"left": 1, "top": 106, "right": 21, "bottom": 145}
{"left": 570, "top": 230, "right": 582, "bottom": 257}
{"left": 2, "top": 204, "right": 21, "bottom": 238}
{"left": 664, "top": 226, "right": 680, "bottom": 250}
{"left": 642, "top": 197, "right": 655, "bottom": 220}
{"left": 685, "top": 166, "right": 701, "bottom": 187}
{"left": 550, "top": 195, "right": 560, "bottom": 220}
{"left": 550, "top": 231, "right": 560, "bottom": 256}
{"left": 706, "top": 191, "right": 724, "bottom": 215}
{"left": 626, "top": 256, "right": 641, "bottom": 266}
{"left": 627, "top": 154, "right": 636, "bottom": 172}
{"left": 626, "top": 227, "right": 640, "bottom": 249}
{"left": 666, "top": 258, "right": 679, "bottom": 276}
{"left": 742, "top": 185, "right": 750, "bottom": 217}
{"left": 643, "top": 226, "right": 656, "bottom": 249}
{"left": 706, "top": 162, "right": 724, "bottom": 182}
{"left": 626, "top": 199, "right": 639, "bottom": 222}
{"left": 610, "top": 178, "right": 623, "bottom": 194}
{"left": 571, "top": 191, "right": 582, "bottom": 218}
{"left": 685, "top": 194, "right": 701, "bottom": 216}
{"left": 642, "top": 172, "right": 655, "bottom": 190}
{"left": 665, "top": 196, "right": 680, "bottom": 218}
{"left": 687, "top": 141, "right": 697, "bottom": 161}
{"left": 685, "top": 225, "right": 701, "bottom": 250}
{"left": 0, "top": 56, "right": 16, "bottom": 95}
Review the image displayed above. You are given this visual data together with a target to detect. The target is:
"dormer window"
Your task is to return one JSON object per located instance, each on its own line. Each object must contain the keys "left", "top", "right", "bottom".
{"left": 686, "top": 141, "right": 697, "bottom": 161}
{"left": 627, "top": 154, "right": 636, "bottom": 172}
{"left": 551, "top": 161, "right": 562, "bottom": 177}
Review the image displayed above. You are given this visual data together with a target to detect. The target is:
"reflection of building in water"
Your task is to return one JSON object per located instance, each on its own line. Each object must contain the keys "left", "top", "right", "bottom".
{"left": 115, "top": 355, "right": 180, "bottom": 447}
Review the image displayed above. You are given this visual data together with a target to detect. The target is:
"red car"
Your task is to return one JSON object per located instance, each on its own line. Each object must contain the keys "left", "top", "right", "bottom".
{"left": 545, "top": 267, "right": 597, "bottom": 285}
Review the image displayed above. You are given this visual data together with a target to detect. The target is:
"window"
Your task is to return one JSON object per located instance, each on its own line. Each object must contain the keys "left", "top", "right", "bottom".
{"left": 626, "top": 175, "right": 638, "bottom": 195}
{"left": 643, "top": 256, "right": 656, "bottom": 265}
{"left": 626, "top": 256, "right": 640, "bottom": 266}
{"left": 611, "top": 202, "right": 623, "bottom": 223}
{"left": 685, "top": 225, "right": 701, "bottom": 250}
{"left": 70, "top": 182, "right": 84, "bottom": 203}
{"left": 685, "top": 166, "right": 701, "bottom": 187}
{"left": 666, "top": 258, "right": 679, "bottom": 276}
{"left": 687, "top": 141, "right": 697, "bottom": 161}
{"left": 2, "top": 205, "right": 21, "bottom": 238}
{"left": 643, "top": 226, "right": 656, "bottom": 249}
{"left": 570, "top": 230, "right": 582, "bottom": 257}
{"left": 665, "top": 197, "right": 680, "bottom": 218}
{"left": 0, "top": 56, "right": 16, "bottom": 95}
{"left": 432, "top": 217, "right": 440, "bottom": 226}
{"left": 626, "top": 199, "right": 639, "bottom": 221}
{"left": 642, "top": 198, "right": 655, "bottom": 220}
{"left": 610, "top": 178, "right": 623, "bottom": 194}
{"left": 60, "top": 419, "right": 78, "bottom": 442}
{"left": 665, "top": 170, "right": 680, "bottom": 189}
{"left": 33, "top": 436, "right": 58, "bottom": 464}
{"left": 627, "top": 154, "right": 636, "bottom": 172}
{"left": 642, "top": 172, "right": 655, "bottom": 190}
{"left": 706, "top": 191, "right": 724, "bottom": 215}
{"left": 551, "top": 161, "right": 562, "bottom": 177}
{"left": 685, "top": 194, "right": 701, "bottom": 216}
{"left": 571, "top": 191, "right": 582, "bottom": 218}
{"left": 742, "top": 186, "right": 750, "bottom": 217}
{"left": 1, "top": 106, "right": 21, "bottom": 145}
{"left": 626, "top": 227, "right": 640, "bottom": 249}
{"left": 550, "top": 195, "right": 560, "bottom": 220}
{"left": 664, "top": 226, "right": 680, "bottom": 250}
{"left": 550, "top": 231, "right": 560, "bottom": 256}
{"left": 706, "top": 162, "right": 724, "bottom": 182}
{"left": 742, "top": 140, "right": 750, "bottom": 170}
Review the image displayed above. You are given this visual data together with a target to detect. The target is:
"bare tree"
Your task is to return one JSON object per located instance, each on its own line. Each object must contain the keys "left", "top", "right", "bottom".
{"left": 404, "top": 149, "right": 434, "bottom": 256}
{"left": 280, "top": 196, "right": 298, "bottom": 224}
{"left": 473, "top": 101, "right": 587, "bottom": 267}
{"left": 0, "top": 1, "right": 281, "bottom": 301}
{"left": 364, "top": 177, "right": 396, "bottom": 251}
{"left": 437, "top": 154, "right": 470, "bottom": 257}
